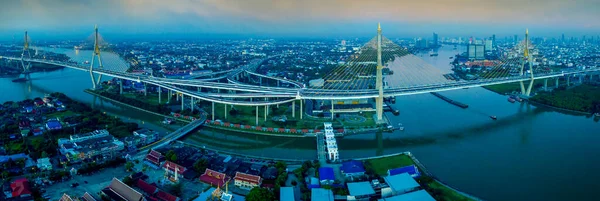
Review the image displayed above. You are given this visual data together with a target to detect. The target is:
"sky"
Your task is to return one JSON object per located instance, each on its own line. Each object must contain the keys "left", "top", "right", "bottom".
{"left": 1, "top": 0, "right": 599, "bottom": 40}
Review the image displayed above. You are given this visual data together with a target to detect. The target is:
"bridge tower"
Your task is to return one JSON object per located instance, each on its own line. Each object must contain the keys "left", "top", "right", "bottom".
{"left": 375, "top": 23, "right": 385, "bottom": 124}
{"left": 20, "top": 31, "right": 32, "bottom": 80}
{"left": 519, "top": 29, "right": 535, "bottom": 96}
{"left": 89, "top": 25, "right": 104, "bottom": 89}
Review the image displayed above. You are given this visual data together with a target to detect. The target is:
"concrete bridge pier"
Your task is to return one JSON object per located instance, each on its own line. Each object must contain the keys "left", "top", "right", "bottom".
{"left": 264, "top": 105, "right": 267, "bottom": 121}
{"left": 555, "top": 77, "right": 559, "bottom": 88}
{"left": 144, "top": 83, "right": 147, "bottom": 96}
{"left": 256, "top": 106, "right": 259, "bottom": 126}
{"left": 544, "top": 79, "right": 548, "bottom": 91}
{"left": 176, "top": 92, "right": 180, "bottom": 101}
{"left": 579, "top": 74, "right": 583, "bottom": 83}
{"left": 181, "top": 95, "right": 184, "bottom": 111}
{"left": 259, "top": 77, "right": 262, "bottom": 86}
{"left": 567, "top": 76, "right": 571, "bottom": 86}
{"left": 300, "top": 100, "right": 303, "bottom": 120}
{"left": 197, "top": 87, "right": 200, "bottom": 92}
{"left": 158, "top": 86, "right": 161, "bottom": 104}
{"left": 212, "top": 102, "right": 215, "bottom": 121}
{"left": 277, "top": 80, "right": 280, "bottom": 87}
{"left": 292, "top": 101, "right": 295, "bottom": 118}
{"left": 190, "top": 96, "right": 194, "bottom": 112}
{"left": 224, "top": 104, "right": 227, "bottom": 119}
{"left": 331, "top": 101, "right": 334, "bottom": 120}
{"left": 168, "top": 90, "right": 172, "bottom": 103}
{"left": 119, "top": 80, "right": 123, "bottom": 94}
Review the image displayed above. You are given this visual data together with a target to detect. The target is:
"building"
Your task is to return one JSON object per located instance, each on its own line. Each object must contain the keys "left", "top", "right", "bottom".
{"left": 156, "top": 191, "right": 179, "bottom": 201}
{"left": 7, "top": 178, "right": 32, "bottom": 199}
{"left": 387, "top": 165, "right": 420, "bottom": 178}
{"left": 101, "top": 178, "right": 144, "bottom": 201}
{"left": 70, "top": 129, "right": 109, "bottom": 142}
{"left": 311, "top": 188, "right": 333, "bottom": 201}
{"left": 340, "top": 160, "right": 366, "bottom": 178}
{"left": 280, "top": 187, "right": 295, "bottom": 201}
{"left": 485, "top": 40, "right": 493, "bottom": 53}
{"left": 467, "top": 44, "right": 485, "bottom": 60}
{"left": 59, "top": 193, "right": 75, "bottom": 201}
{"left": 377, "top": 190, "right": 435, "bottom": 201}
{"left": 347, "top": 181, "right": 376, "bottom": 201}
{"left": 45, "top": 120, "right": 62, "bottom": 130}
{"left": 162, "top": 161, "right": 187, "bottom": 179}
{"left": 136, "top": 179, "right": 158, "bottom": 196}
{"left": 318, "top": 167, "right": 335, "bottom": 185}
{"left": 323, "top": 123, "right": 339, "bottom": 162}
{"left": 81, "top": 192, "right": 98, "bottom": 201}
{"left": 381, "top": 173, "right": 420, "bottom": 197}
{"left": 36, "top": 157, "right": 52, "bottom": 171}
{"left": 199, "top": 169, "right": 230, "bottom": 187}
{"left": 144, "top": 150, "right": 165, "bottom": 169}
{"left": 233, "top": 172, "right": 262, "bottom": 190}
{"left": 432, "top": 33, "right": 438, "bottom": 47}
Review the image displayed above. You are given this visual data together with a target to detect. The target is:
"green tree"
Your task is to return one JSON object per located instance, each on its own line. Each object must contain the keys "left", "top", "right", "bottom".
{"left": 193, "top": 159, "right": 209, "bottom": 173}
{"left": 122, "top": 176, "right": 134, "bottom": 186}
{"left": 125, "top": 161, "right": 134, "bottom": 172}
{"left": 1, "top": 171, "right": 9, "bottom": 179}
{"left": 246, "top": 188, "right": 275, "bottom": 201}
{"left": 171, "top": 182, "right": 183, "bottom": 196}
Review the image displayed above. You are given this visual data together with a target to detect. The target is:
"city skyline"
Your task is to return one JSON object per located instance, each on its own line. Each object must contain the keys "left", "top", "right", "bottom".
{"left": 1, "top": 0, "right": 599, "bottom": 40}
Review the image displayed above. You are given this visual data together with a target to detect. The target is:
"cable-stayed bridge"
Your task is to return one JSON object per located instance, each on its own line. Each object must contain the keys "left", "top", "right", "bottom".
{"left": 2, "top": 24, "right": 599, "bottom": 124}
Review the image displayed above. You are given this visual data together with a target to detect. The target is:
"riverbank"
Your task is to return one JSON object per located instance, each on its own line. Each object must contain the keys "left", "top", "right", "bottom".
{"left": 361, "top": 152, "right": 482, "bottom": 201}
{"left": 529, "top": 84, "right": 600, "bottom": 114}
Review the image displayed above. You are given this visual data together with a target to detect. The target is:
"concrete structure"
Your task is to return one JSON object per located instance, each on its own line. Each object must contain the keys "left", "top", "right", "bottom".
{"left": 69, "top": 129, "right": 109, "bottom": 142}
{"left": 341, "top": 160, "right": 366, "bottom": 178}
{"left": 375, "top": 23, "right": 384, "bottom": 124}
{"left": 324, "top": 123, "right": 339, "bottom": 161}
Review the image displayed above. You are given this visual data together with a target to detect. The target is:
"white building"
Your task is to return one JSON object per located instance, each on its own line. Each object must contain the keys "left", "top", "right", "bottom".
{"left": 324, "top": 123, "right": 339, "bottom": 162}
{"left": 69, "top": 129, "right": 109, "bottom": 142}
{"left": 36, "top": 157, "right": 52, "bottom": 171}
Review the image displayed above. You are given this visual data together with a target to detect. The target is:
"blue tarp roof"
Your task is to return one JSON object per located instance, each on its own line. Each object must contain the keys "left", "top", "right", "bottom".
{"left": 319, "top": 167, "right": 335, "bottom": 181}
{"left": 388, "top": 165, "right": 420, "bottom": 177}
{"left": 0, "top": 153, "right": 28, "bottom": 163}
{"left": 341, "top": 160, "right": 365, "bottom": 174}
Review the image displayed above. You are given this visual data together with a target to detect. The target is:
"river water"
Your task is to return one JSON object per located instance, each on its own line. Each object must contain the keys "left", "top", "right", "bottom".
{"left": 2, "top": 46, "right": 600, "bottom": 201}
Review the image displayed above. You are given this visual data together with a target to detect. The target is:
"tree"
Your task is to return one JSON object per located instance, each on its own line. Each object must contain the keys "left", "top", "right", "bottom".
{"left": 40, "top": 151, "right": 48, "bottom": 159}
{"left": 122, "top": 176, "right": 134, "bottom": 186}
{"left": 246, "top": 188, "right": 275, "bottom": 201}
{"left": 166, "top": 150, "right": 177, "bottom": 162}
{"left": 275, "top": 161, "right": 287, "bottom": 174}
{"left": 193, "top": 159, "right": 209, "bottom": 173}
{"left": 1, "top": 171, "right": 8, "bottom": 179}
{"left": 125, "top": 161, "right": 134, "bottom": 172}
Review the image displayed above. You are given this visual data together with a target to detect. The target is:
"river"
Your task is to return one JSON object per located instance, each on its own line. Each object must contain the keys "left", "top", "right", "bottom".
{"left": 2, "top": 46, "right": 600, "bottom": 201}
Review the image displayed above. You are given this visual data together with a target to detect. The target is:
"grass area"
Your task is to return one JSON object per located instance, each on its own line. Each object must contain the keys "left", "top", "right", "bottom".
{"left": 484, "top": 79, "right": 550, "bottom": 94}
{"left": 364, "top": 154, "right": 415, "bottom": 176}
{"left": 428, "top": 181, "right": 474, "bottom": 201}
{"left": 46, "top": 110, "right": 76, "bottom": 119}
{"left": 531, "top": 84, "right": 600, "bottom": 113}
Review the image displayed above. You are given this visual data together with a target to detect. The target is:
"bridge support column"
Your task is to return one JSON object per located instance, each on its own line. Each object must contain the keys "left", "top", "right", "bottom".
{"left": 544, "top": 79, "right": 548, "bottom": 91}
{"left": 292, "top": 101, "right": 295, "bottom": 118}
{"left": 212, "top": 102, "right": 215, "bottom": 121}
{"left": 259, "top": 77, "right": 262, "bottom": 86}
{"left": 277, "top": 80, "right": 279, "bottom": 87}
{"left": 144, "top": 83, "right": 147, "bottom": 96}
{"left": 579, "top": 74, "right": 583, "bottom": 83}
{"left": 264, "top": 105, "right": 267, "bottom": 121}
{"left": 300, "top": 100, "right": 303, "bottom": 120}
{"left": 197, "top": 87, "right": 200, "bottom": 92}
{"left": 181, "top": 95, "right": 184, "bottom": 111}
{"left": 168, "top": 90, "right": 171, "bottom": 103}
{"left": 224, "top": 104, "right": 227, "bottom": 119}
{"left": 519, "top": 81, "right": 526, "bottom": 95}
{"left": 556, "top": 77, "right": 559, "bottom": 88}
{"left": 176, "top": 92, "right": 180, "bottom": 101}
{"left": 158, "top": 86, "right": 161, "bottom": 104}
{"left": 190, "top": 97, "right": 194, "bottom": 112}
{"left": 567, "top": 76, "right": 570, "bottom": 86}
{"left": 256, "top": 106, "right": 259, "bottom": 126}
{"left": 119, "top": 80, "right": 123, "bottom": 94}
{"left": 331, "top": 101, "right": 334, "bottom": 120}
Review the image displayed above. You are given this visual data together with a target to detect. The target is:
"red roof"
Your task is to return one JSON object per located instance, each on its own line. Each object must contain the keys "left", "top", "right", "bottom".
{"left": 136, "top": 179, "right": 158, "bottom": 195}
{"left": 267, "top": 127, "right": 274, "bottom": 131}
{"left": 146, "top": 197, "right": 159, "bottom": 201}
{"left": 10, "top": 178, "right": 32, "bottom": 197}
{"left": 302, "top": 129, "right": 309, "bottom": 133}
{"left": 156, "top": 191, "right": 179, "bottom": 201}
{"left": 162, "top": 161, "right": 186, "bottom": 173}
{"left": 244, "top": 125, "right": 251, "bottom": 129}
{"left": 199, "top": 169, "right": 229, "bottom": 187}
{"left": 234, "top": 124, "right": 240, "bottom": 128}
{"left": 290, "top": 129, "right": 297, "bottom": 133}
{"left": 224, "top": 122, "right": 230, "bottom": 126}
{"left": 278, "top": 128, "right": 285, "bottom": 132}
{"left": 337, "top": 129, "right": 344, "bottom": 133}
{"left": 256, "top": 127, "right": 263, "bottom": 131}
{"left": 233, "top": 172, "right": 262, "bottom": 184}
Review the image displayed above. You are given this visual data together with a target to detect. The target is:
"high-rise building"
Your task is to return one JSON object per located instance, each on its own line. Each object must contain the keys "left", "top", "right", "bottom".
{"left": 416, "top": 38, "right": 428, "bottom": 49}
{"left": 485, "top": 40, "right": 493, "bottom": 53}
{"left": 492, "top": 34, "right": 496, "bottom": 48}
{"left": 432, "top": 32, "right": 439, "bottom": 46}
{"left": 468, "top": 44, "right": 485, "bottom": 60}
{"left": 561, "top": 34, "right": 565, "bottom": 42}
{"left": 514, "top": 35, "right": 518, "bottom": 43}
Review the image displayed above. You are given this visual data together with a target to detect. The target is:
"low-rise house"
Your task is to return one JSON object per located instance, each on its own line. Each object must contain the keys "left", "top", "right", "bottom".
{"left": 233, "top": 172, "right": 262, "bottom": 190}
{"left": 311, "top": 188, "right": 333, "bottom": 201}
{"left": 144, "top": 150, "right": 165, "bottom": 169}
{"left": 36, "top": 157, "right": 52, "bottom": 171}
{"left": 280, "top": 187, "right": 295, "bottom": 201}
{"left": 378, "top": 190, "right": 435, "bottom": 201}
{"left": 341, "top": 160, "right": 366, "bottom": 178}
{"left": 387, "top": 165, "right": 420, "bottom": 178}
{"left": 199, "top": 169, "right": 230, "bottom": 187}
{"left": 162, "top": 161, "right": 187, "bottom": 178}
{"left": 318, "top": 167, "right": 335, "bottom": 185}
{"left": 156, "top": 191, "right": 179, "bottom": 201}
{"left": 81, "top": 192, "right": 98, "bottom": 201}
{"left": 136, "top": 179, "right": 158, "bottom": 196}
{"left": 45, "top": 120, "right": 62, "bottom": 130}
{"left": 7, "top": 178, "right": 32, "bottom": 199}
{"left": 347, "top": 181, "right": 376, "bottom": 201}
{"left": 381, "top": 173, "right": 420, "bottom": 197}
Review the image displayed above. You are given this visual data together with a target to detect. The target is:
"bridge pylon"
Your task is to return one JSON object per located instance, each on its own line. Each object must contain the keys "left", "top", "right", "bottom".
{"left": 375, "top": 23, "right": 385, "bottom": 124}
{"left": 89, "top": 25, "right": 104, "bottom": 89}
{"left": 20, "top": 31, "right": 32, "bottom": 80}
{"left": 519, "top": 29, "right": 535, "bottom": 96}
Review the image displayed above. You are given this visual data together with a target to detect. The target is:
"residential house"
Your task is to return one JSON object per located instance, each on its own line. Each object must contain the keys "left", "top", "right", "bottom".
{"left": 36, "top": 158, "right": 52, "bottom": 171}
{"left": 199, "top": 169, "right": 229, "bottom": 187}
{"left": 381, "top": 173, "right": 420, "bottom": 197}
{"left": 340, "top": 160, "right": 366, "bottom": 178}
{"left": 7, "top": 178, "right": 32, "bottom": 200}
{"left": 144, "top": 150, "right": 165, "bottom": 169}
{"left": 311, "top": 188, "right": 333, "bottom": 201}
{"left": 378, "top": 190, "right": 435, "bottom": 201}
{"left": 387, "top": 165, "right": 420, "bottom": 178}
{"left": 318, "top": 167, "right": 335, "bottom": 185}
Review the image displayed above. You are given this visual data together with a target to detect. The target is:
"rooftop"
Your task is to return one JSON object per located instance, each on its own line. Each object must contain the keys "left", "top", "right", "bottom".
{"left": 311, "top": 188, "right": 333, "bottom": 201}
{"left": 347, "top": 181, "right": 376, "bottom": 196}
{"left": 280, "top": 187, "right": 295, "bottom": 201}
{"left": 383, "top": 173, "right": 420, "bottom": 193}
{"left": 388, "top": 165, "right": 420, "bottom": 178}
{"left": 318, "top": 167, "right": 335, "bottom": 181}
{"left": 341, "top": 160, "right": 366, "bottom": 174}
{"left": 378, "top": 190, "right": 435, "bottom": 201}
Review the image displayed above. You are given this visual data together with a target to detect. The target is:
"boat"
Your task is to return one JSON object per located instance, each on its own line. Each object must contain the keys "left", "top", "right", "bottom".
{"left": 515, "top": 97, "right": 523, "bottom": 102}
{"left": 162, "top": 118, "right": 174, "bottom": 124}
{"left": 429, "top": 50, "right": 439, "bottom": 57}
{"left": 595, "top": 113, "right": 600, "bottom": 117}
{"left": 508, "top": 98, "right": 516, "bottom": 103}
{"left": 490, "top": 116, "right": 497, "bottom": 120}
{"left": 449, "top": 56, "right": 454, "bottom": 59}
